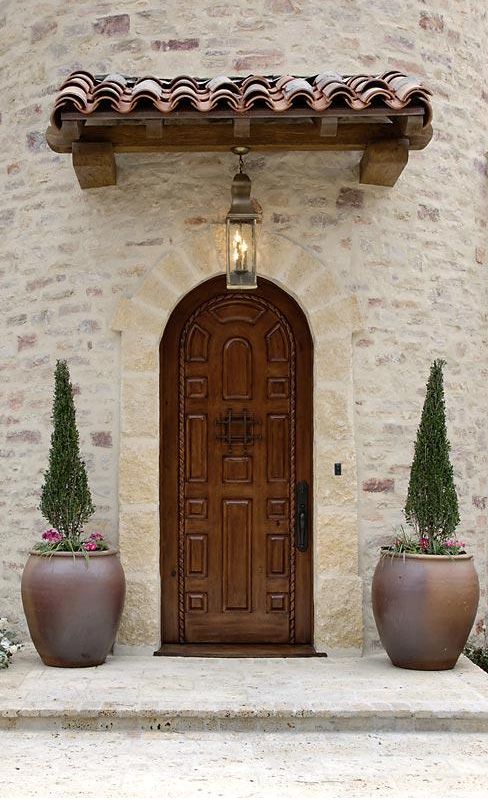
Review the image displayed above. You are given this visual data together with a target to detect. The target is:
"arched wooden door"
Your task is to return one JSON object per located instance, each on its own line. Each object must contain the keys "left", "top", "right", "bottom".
{"left": 158, "top": 276, "right": 313, "bottom": 655}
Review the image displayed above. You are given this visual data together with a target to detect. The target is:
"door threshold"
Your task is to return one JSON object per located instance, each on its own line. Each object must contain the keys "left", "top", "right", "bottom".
{"left": 154, "top": 644, "right": 325, "bottom": 658}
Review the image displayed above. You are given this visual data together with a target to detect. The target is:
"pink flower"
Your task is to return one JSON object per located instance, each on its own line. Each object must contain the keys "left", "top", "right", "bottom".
{"left": 445, "top": 540, "right": 465, "bottom": 549}
{"left": 89, "top": 532, "right": 104, "bottom": 541}
{"left": 41, "top": 529, "right": 63, "bottom": 543}
{"left": 419, "top": 537, "right": 429, "bottom": 551}
{"left": 83, "top": 541, "right": 97, "bottom": 551}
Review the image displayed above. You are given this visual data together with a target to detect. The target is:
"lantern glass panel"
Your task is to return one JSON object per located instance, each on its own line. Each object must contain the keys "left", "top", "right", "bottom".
{"left": 226, "top": 219, "right": 257, "bottom": 289}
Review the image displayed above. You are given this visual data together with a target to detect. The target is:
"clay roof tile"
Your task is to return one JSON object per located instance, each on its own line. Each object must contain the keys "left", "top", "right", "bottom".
{"left": 50, "top": 70, "right": 432, "bottom": 128}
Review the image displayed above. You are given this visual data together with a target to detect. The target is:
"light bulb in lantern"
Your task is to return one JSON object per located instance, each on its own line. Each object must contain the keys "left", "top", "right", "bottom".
{"left": 233, "top": 228, "right": 248, "bottom": 272}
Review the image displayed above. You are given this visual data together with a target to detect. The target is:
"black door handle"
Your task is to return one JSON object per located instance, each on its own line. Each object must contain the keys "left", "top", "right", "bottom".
{"left": 295, "top": 481, "right": 309, "bottom": 552}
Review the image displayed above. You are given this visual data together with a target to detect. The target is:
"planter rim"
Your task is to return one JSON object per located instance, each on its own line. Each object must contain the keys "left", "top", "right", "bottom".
{"left": 28, "top": 548, "right": 119, "bottom": 558}
{"left": 380, "top": 549, "right": 472, "bottom": 561}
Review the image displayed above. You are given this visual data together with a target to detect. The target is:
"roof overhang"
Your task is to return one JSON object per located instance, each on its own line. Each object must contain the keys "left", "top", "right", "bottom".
{"left": 46, "top": 71, "right": 433, "bottom": 189}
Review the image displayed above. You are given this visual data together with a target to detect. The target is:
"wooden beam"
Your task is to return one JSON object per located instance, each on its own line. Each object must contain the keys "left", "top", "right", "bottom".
{"left": 233, "top": 117, "right": 251, "bottom": 138}
{"left": 359, "top": 138, "right": 409, "bottom": 187}
{"left": 392, "top": 114, "right": 424, "bottom": 136}
{"left": 72, "top": 142, "right": 116, "bottom": 189}
{"left": 146, "top": 119, "right": 164, "bottom": 140}
{"left": 314, "top": 117, "right": 338, "bottom": 137}
{"left": 60, "top": 105, "right": 426, "bottom": 122}
{"left": 61, "top": 120, "right": 83, "bottom": 140}
{"left": 46, "top": 122, "right": 431, "bottom": 155}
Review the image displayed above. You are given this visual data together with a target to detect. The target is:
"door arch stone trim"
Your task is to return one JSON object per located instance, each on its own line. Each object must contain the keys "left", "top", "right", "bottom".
{"left": 112, "top": 229, "right": 364, "bottom": 654}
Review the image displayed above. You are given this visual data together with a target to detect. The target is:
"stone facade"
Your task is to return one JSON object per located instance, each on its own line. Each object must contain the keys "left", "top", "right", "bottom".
{"left": 1, "top": 1, "right": 487, "bottom": 652}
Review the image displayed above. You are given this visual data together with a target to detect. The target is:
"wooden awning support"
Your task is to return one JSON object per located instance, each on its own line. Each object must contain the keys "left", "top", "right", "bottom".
{"left": 359, "top": 139, "right": 410, "bottom": 187}
{"left": 46, "top": 108, "right": 432, "bottom": 190}
{"left": 72, "top": 142, "right": 117, "bottom": 189}
{"left": 46, "top": 70, "right": 433, "bottom": 189}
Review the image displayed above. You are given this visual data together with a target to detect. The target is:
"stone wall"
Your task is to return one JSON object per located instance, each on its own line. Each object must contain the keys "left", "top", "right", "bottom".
{"left": 1, "top": 0, "right": 487, "bottom": 649}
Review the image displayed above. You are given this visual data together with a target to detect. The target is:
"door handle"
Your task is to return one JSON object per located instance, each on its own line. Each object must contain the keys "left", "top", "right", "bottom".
{"left": 295, "top": 481, "right": 309, "bottom": 552}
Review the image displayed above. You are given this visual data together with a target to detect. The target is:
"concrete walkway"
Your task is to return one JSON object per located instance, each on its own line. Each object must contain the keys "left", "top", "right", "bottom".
{"left": 2, "top": 647, "right": 488, "bottom": 731}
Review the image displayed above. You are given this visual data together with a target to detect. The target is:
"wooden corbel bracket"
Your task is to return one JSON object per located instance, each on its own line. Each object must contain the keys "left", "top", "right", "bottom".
{"left": 359, "top": 138, "right": 410, "bottom": 187}
{"left": 72, "top": 142, "right": 117, "bottom": 189}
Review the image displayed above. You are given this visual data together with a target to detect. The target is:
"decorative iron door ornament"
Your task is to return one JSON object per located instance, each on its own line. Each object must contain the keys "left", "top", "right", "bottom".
{"left": 215, "top": 408, "right": 262, "bottom": 451}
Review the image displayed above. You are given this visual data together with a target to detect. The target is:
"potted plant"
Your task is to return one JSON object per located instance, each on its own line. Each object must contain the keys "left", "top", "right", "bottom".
{"left": 21, "top": 360, "right": 125, "bottom": 668}
{"left": 372, "top": 359, "right": 479, "bottom": 670}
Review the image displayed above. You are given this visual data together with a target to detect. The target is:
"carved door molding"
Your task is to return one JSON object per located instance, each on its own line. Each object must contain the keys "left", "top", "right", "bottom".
{"left": 159, "top": 276, "right": 313, "bottom": 651}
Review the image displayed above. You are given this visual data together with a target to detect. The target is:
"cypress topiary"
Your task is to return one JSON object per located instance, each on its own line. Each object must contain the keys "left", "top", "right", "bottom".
{"left": 404, "top": 359, "right": 460, "bottom": 546}
{"left": 39, "top": 360, "right": 95, "bottom": 540}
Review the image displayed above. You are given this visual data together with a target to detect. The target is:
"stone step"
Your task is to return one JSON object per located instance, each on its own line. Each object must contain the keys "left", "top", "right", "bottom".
{"left": 2, "top": 649, "right": 488, "bottom": 733}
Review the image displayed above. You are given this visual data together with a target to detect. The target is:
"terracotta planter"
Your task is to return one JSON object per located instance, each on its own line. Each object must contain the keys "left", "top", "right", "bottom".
{"left": 21, "top": 549, "right": 125, "bottom": 668}
{"left": 372, "top": 552, "right": 479, "bottom": 670}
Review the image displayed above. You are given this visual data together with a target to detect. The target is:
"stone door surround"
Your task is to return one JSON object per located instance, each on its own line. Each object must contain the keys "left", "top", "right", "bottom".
{"left": 112, "top": 229, "right": 363, "bottom": 654}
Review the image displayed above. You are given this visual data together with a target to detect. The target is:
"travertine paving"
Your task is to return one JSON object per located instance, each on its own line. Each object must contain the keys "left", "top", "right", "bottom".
{"left": 3, "top": 651, "right": 488, "bottom": 797}
{"left": 2, "top": 729, "right": 488, "bottom": 799}
{"left": 2, "top": 649, "right": 488, "bottom": 732}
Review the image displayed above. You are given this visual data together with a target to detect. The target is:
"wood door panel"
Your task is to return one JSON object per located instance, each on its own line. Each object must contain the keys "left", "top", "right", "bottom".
{"left": 186, "top": 376, "right": 208, "bottom": 399}
{"left": 222, "top": 337, "right": 253, "bottom": 400}
{"left": 209, "top": 299, "right": 266, "bottom": 325}
{"left": 266, "top": 593, "right": 289, "bottom": 613}
{"left": 267, "top": 414, "right": 289, "bottom": 482}
{"left": 161, "top": 276, "right": 313, "bottom": 648}
{"left": 265, "top": 322, "right": 289, "bottom": 362}
{"left": 267, "top": 498, "right": 289, "bottom": 519}
{"left": 266, "top": 534, "right": 289, "bottom": 577}
{"left": 186, "top": 534, "right": 208, "bottom": 578}
{"left": 185, "top": 498, "right": 208, "bottom": 519}
{"left": 222, "top": 456, "right": 253, "bottom": 483}
{"left": 185, "top": 415, "right": 208, "bottom": 482}
{"left": 222, "top": 499, "right": 252, "bottom": 612}
{"left": 267, "top": 377, "right": 289, "bottom": 399}
{"left": 186, "top": 592, "right": 208, "bottom": 612}
{"left": 186, "top": 323, "right": 209, "bottom": 362}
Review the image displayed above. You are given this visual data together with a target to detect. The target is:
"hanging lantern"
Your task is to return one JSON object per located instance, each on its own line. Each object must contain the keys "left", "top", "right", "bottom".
{"left": 226, "top": 147, "right": 261, "bottom": 290}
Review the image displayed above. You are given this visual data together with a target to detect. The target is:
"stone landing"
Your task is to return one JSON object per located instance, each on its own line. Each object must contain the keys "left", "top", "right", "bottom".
{"left": 2, "top": 649, "right": 488, "bottom": 732}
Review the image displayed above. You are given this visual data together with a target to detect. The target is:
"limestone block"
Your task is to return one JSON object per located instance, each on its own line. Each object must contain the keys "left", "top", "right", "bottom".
{"left": 118, "top": 574, "right": 160, "bottom": 647}
{"left": 315, "top": 337, "right": 352, "bottom": 383}
{"left": 314, "top": 445, "right": 358, "bottom": 506}
{"left": 137, "top": 272, "right": 178, "bottom": 316}
{"left": 121, "top": 332, "right": 159, "bottom": 373}
{"left": 119, "top": 507, "right": 159, "bottom": 572}
{"left": 314, "top": 574, "right": 363, "bottom": 652}
{"left": 180, "top": 233, "right": 221, "bottom": 280}
{"left": 280, "top": 251, "right": 323, "bottom": 291}
{"left": 314, "top": 389, "right": 352, "bottom": 443}
{"left": 119, "top": 441, "right": 159, "bottom": 504}
{"left": 311, "top": 297, "right": 361, "bottom": 336}
{"left": 295, "top": 268, "right": 342, "bottom": 313}
{"left": 111, "top": 298, "right": 131, "bottom": 332}
{"left": 259, "top": 233, "right": 297, "bottom": 281}
{"left": 121, "top": 373, "right": 159, "bottom": 438}
{"left": 154, "top": 251, "right": 198, "bottom": 296}
{"left": 111, "top": 298, "right": 163, "bottom": 336}
{"left": 315, "top": 509, "right": 359, "bottom": 575}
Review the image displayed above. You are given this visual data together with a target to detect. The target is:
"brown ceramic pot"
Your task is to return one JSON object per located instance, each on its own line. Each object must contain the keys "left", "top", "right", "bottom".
{"left": 372, "top": 552, "right": 479, "bottom": 670}
{"left": 21, "top": 550, "right": 125, "bottom": 668}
